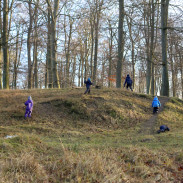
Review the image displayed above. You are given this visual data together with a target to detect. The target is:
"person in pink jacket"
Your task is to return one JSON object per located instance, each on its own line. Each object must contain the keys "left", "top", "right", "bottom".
{"left": 24, "top": 96, "right": 33, "bottom": 118}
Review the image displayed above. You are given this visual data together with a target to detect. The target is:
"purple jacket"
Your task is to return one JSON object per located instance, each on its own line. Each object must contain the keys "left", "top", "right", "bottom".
{"left": 25, "top": 99, "right": 33, "bottom": 111}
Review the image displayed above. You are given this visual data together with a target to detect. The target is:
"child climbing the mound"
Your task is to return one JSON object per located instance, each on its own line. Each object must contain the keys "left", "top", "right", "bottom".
{"left": 152, "top": 96, "right": 161, "bottom": 114}
{"left": 124, "top": 74, "right": 133, "bottom": 91}
{"left": 24, "top": 96, "right": 33, "bottom": 119}
{"left": 84, "top": 78, "right": 92, "bottom": 94}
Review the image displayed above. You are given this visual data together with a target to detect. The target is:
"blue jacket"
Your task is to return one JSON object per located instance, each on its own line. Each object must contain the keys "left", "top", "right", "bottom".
{"left": 124, "top": 75, "right": 132, "bottom": 86}
{"left": 152, "top": 96, "right": 161, "bottom": 107}
{"left": 84, "top": 80, "right": 92, "bottom": 88}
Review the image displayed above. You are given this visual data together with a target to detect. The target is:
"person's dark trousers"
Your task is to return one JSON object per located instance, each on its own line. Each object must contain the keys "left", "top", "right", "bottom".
{"left": 126, "top": 84, "right": 133, "bottom": 91}
{"left": 84, "top": 87, "right": 90, "bottom": 94}
{"left": 153, "top": 107, "right": 159, "bottom": 114}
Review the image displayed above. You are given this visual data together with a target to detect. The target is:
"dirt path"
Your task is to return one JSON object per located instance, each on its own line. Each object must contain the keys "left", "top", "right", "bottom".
{"left": 140, "top": 96, "right": 169, "bottom": 135}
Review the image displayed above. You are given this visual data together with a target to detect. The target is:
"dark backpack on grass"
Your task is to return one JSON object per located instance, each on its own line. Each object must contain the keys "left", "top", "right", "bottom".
{"left": 157, "top": 125, "right": 170, "bottom": 134}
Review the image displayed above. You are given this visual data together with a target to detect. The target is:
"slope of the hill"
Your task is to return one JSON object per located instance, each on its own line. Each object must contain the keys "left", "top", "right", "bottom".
{"left": 0, "top": 88, "right": 183, "bottom": 182}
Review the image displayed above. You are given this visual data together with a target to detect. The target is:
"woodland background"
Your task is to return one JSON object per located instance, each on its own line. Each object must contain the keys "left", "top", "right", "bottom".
{"left": 0, "top": 0, "right": 183, "bottom": 98}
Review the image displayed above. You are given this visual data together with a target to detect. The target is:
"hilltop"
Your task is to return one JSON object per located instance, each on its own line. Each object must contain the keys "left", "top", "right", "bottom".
{"left": 0, "top": 88, "right": 183, "bottom": 182}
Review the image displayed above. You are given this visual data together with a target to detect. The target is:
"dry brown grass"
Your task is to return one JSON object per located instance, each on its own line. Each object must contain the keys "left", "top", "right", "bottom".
{"left": 0, "top": 151, "right": 48, "bottom": 183}
{"left": 0, "top": 88, "right": 183, "bottom": 182}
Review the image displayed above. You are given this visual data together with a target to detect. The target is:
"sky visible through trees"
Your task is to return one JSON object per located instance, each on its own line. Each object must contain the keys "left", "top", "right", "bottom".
{"left": 0, "top": 0, "right": 183, "bottom": 98}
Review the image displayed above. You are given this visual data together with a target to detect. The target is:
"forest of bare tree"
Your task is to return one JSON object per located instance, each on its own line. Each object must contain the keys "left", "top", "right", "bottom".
{"left": 0, "top": 0, "right": 183, "bottom": 98}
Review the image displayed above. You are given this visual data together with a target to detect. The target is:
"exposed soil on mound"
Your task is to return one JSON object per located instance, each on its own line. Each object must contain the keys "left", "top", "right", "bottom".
{"left": 140, "top": 96, "right": 169, "bottom": 134}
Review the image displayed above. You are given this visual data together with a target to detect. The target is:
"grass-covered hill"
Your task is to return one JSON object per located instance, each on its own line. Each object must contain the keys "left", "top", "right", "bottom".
{"left": 0, "top": 88, "right": 183, "bottom": 182}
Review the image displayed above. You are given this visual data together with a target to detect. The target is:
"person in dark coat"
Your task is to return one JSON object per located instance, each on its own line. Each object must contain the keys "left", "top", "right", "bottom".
{"left": 84, "top": 78, "right": 92, "bottom": 94}
{"left": 157, "top": 125, "right": 170, "bottom": 133}
{"left": 124, "top": 74, "right": 133, "bottom": 91}
{"left": 24, "top": 96, "right": 33, "bottom": 118}
{"left": 152, "top": 96, "right": 161, "bottom": 114}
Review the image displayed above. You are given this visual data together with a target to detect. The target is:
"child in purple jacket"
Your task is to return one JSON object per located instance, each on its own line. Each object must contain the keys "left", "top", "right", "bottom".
{"left": 24, "top": 96, "right": 33, "bottom": 118}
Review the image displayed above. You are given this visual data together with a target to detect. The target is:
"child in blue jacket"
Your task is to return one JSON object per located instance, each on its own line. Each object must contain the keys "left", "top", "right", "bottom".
{"left": 152, "top": 96, "right": 161, "bottom": 114}
{"left": 84, "top": 78, "right": 92, "bottom": 94}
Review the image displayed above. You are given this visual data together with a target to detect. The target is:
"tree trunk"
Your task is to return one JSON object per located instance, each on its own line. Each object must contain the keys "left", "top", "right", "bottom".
{"left": 90, "top": 18, "right": 94, "bottom": 80}
{"left": 116, "top": 0, "right": 124, "bottom": 88}
{"left": 33, "top": 1, "right": 39, "bottom": 88}
{"left": 181, "top": 61, "right": 183, "bottom": 99}
{"left": 132, "top": 41, "right": 135, "bottom": 89}
{"left": 0, "top": 0, "right": 2, "bottom": 89}
{"left": 178, "top": 53, "right": 183, "bottom": 99}
{"left": 0, "top": 49, "right": 2, "bottom": 89}
{"left": 161, "top": 0, "right": 169, "bottom": 96}
{"left": 14, "top": 28, "right": 23, "bottom": 89}
{"left": 93, "top": 8, "right": 99, "bottom": 86}
{"left": 45, "top": 56, "right": 48, "bottom": 88}
{"left": 27, "top": 0, "right": 33, "bottom": 89}
{"left": 101, "top": 56, "right": 105, "bottom": 86}
{"left": 33, "top": 39, "right": 38, "bottom": 88}
{"left": 3, "top": 0, "right": 9, "bottom": 89}
{"left": 46, "top": 0, "right": 60, "bottom": 88}
{"left": 108, "top": 21, "right": 112, "bottom": 88}
{"left": 72, "top": 53, "right": 76, "bottom": 85}
{"left": 144, "top": 3, "right": 151, "bottom": 94}
{"left": 47, "top": 7, "right": 52, "bottom": 88}
{"left": 150, "top": 0, "right": 155, "bottom": 95}
{"left": 13, "top": 28, "right": 19, "bottom": 89}
{"left": 126, "top": 16, "right": 135, "bottom": 90}
{"left": 84, "top": 38, "right": 89, "bottom": 80}
{"left": 65, "top": 17, "right": 72, "bottom": 87}
{"left": 93, "top": 0, "right": 103, "bottom": 86}
{"left": 181, "top": 66, "right": 183, "bottom": 99}
{"left": 59, "top": 59, "right": 64, "bottom": 88}
{"left": 81, "top": 48, "right": 84, "bottom": 87}
{"left": 78, "top": 59, "right": 81, "bottom": 87}
{"left": 51, "top": 20, "right": 60, "bottom": 88}
{"left": 169, "top": 43, "right": 176, "bottom": 97}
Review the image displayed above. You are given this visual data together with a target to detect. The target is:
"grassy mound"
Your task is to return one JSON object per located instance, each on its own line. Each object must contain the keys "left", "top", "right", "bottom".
{"left": 0, "top": 88, "right": 183, "bottom": 182}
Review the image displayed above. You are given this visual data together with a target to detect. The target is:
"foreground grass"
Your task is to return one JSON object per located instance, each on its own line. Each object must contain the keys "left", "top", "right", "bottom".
{"left": 0, "top": 88, "right": 183, "bottom": 182}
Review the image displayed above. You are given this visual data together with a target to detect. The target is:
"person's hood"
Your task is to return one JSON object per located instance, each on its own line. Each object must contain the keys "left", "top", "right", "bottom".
{"left": 153, "top": 96, "right": 158, "bottom": 101}
{"left": 28, "top": 96, "right": 32, "bottom": 100}
{"left": 127, "top": 75, "right": 130, "bottom": 78}
{"left": 87, "top": 78, "right": 91, "bottom": 81}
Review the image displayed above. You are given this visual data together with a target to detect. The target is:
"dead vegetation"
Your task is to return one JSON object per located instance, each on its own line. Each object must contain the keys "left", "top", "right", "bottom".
{"left": 0, "top": 88, "right": 183, "bottom": 182}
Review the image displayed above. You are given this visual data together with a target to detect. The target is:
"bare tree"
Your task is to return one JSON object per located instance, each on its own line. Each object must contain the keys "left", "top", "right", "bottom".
{"left": 13, "top": 25, "right": 23, "bottom": 89}
{"left": 150, "top": 0, "right": 155, "bottom": 95}
{"left": 64, "top": 15, "right": 73, "bottom": 87}
{"left": 0, "top": 0, "right": 3, "bottom": 89}
{"left": 116, "top": 0, "right": 124, "bottom": 88}
{"left": 161, "top": 0, "right": 169, "bottom": 96}
{"left": 46, "top": 5, "right": 52, "bottom": 88}
{"left": 46, "top": 0, "right": 60, "bottom": 88}
{"left": 108, "top": 19, "right": 113, "bottom": 88}
{"left": 93, "top": 0, "right": 103, "bottom": 86}
{"left": 27, "top": 0, "right": 33, "bottom": 89}
{"left": 3, "top": 0, "right": 10, "bottom": 89}
{"left": 33, "top": 0, "right": 39, "bottom": 88}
